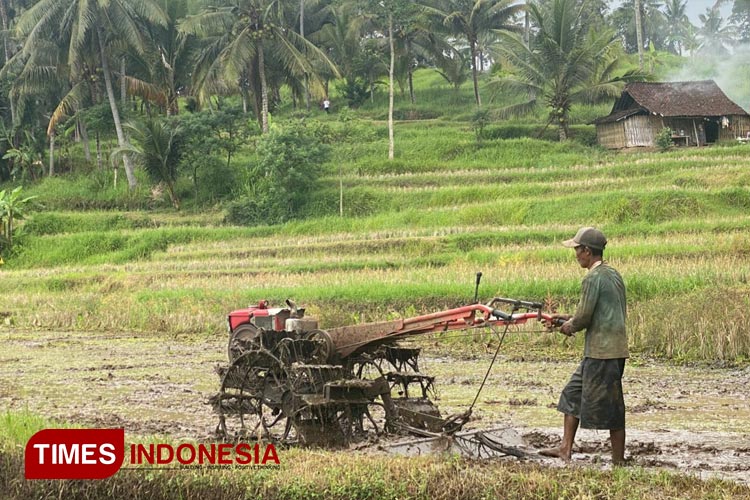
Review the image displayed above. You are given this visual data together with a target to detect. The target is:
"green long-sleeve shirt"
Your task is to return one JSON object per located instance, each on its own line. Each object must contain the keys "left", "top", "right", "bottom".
{"left": 568, "top": 262, "right": 628, "bottom": 359}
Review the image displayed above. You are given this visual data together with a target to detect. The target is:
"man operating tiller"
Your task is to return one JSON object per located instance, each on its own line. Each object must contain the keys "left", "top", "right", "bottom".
{"left": 540, "top": 227, "right": 628, "bottom": 465}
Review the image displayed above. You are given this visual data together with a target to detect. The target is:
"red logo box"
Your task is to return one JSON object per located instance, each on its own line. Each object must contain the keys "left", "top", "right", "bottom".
{"left": 25, "top": 428, "right": 125, "bottom": 480}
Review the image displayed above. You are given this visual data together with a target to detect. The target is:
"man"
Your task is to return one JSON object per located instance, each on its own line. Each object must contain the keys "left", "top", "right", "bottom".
{"left": 540, "top": 226, "right": 628, "bottom": 465}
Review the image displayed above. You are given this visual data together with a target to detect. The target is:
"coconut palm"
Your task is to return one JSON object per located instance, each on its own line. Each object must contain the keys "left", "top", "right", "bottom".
{"left": 731, "top": 0, "right": 750, "bottom": 42}
{"left": 489, "top": 0, "right": 645, "bottom": 140}
{"left": 310, "top": 3, "right": 382, "bottom": 105}
{"left": 662, "top": 0, "right": 692, "bottom": 55}
{"left": 0, "top": 0, "right": 33, "bottom": 127}
{"left": 635, "top": 0, "right": 644, "bottom": 68}
{"left": 124, "top": 0, "right": 197, "bottom": 116}
{"left": 433, "top": 46, "right": 471, "bottom": 91}
{"left": 610, "top": 0, "right": 666, "bottom": 54}
{"left": 698, "top": 7, "right": 736, "bottom": 55}
{"left": 422, "top": 0, "right": 524, "bottom": 107}
{"left": 181, "top": 0, "right": 338, "bottom": 133}
{"left": 16, "top": 0, "right": 169, "bottom": 189}
{"left": 114, "top": 118, "right": 182, "bottom": 209}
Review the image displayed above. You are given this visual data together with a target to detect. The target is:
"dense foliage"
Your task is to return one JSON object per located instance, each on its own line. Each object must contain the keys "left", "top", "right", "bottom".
{"left": 0, "top": 0, "right": 747, "bottom": 197}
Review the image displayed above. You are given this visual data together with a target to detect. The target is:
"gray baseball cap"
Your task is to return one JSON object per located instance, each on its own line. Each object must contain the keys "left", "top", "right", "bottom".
{"left": 562, "top": 227, "right": 607, "bottom": 250}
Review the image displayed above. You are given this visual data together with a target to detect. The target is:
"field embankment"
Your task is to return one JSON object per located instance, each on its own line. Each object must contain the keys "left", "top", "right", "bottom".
{"left": 3, "top": 137, "right": 750, "bottom": 362}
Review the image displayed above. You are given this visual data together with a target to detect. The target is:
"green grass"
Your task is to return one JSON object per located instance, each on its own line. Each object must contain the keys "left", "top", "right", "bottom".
{"left": 3, "top": 69, "right": 750, "bottom": 362}
{"left": 1, "top": 410, "right": 747, "bottom": 500}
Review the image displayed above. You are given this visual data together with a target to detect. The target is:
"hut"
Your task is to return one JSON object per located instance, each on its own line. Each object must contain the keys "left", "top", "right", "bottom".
{"left": 594, "top": 80, "right": 750, "bottom": 149}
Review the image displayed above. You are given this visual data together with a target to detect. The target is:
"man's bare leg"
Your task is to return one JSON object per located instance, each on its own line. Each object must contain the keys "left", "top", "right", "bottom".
{"left": 539, "top": 414, "right": 579, "bottom": 460}
{"left": 610, "top": 428, "right": 625, "bottom": 465}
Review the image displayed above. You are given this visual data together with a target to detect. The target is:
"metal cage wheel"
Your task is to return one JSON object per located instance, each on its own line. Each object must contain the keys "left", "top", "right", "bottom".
{"left": 227, "top": 323, "right": 261, "bottom": 362}
{"left": 304, "top": 329, "right": 334, "bottom": 364}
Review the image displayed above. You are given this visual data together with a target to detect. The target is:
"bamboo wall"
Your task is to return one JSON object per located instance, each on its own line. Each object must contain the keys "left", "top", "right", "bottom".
{"left": 597, "top": 114, "right": 750, "bottom": 149}
{"left": 596, "top": 122, "right": 626, "bottom": 149}
{"left": 623, "top": 115, "right": 661, "bottom": 147}
{"left": 723, "top": 116, "right": 750, "bottom": 141}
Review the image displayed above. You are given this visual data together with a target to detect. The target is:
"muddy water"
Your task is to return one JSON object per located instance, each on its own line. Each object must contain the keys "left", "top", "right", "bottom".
{"left": 1, "top": 329, "right": 748, "bottom": 483}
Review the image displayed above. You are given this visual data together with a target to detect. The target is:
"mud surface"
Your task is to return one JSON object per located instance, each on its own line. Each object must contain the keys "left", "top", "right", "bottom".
{"left": 1, "top": 329, "right": 749, "bottom": 484}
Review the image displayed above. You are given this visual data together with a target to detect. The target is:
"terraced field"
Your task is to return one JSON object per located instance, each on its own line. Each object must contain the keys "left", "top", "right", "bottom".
{"left": 3, "top": 135, "right": 750, "bottom": 360}
{"left": 3, "top": 125, "right": 750, "bottom": 498}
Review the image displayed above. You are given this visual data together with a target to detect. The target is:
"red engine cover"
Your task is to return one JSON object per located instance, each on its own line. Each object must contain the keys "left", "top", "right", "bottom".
{"left": 227, "top": 300, "right": 289, "bottom": 332}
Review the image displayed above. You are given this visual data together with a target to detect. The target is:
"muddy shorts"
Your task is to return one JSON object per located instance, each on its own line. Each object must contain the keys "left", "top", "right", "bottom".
{"left": 557, "top": 358, "right": 626, "bottom": 430}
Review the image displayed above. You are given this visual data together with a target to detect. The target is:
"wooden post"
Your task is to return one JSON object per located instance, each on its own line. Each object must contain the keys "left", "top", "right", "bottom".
{"left": 692, "top": 120, "right": 700, "bottom": 146}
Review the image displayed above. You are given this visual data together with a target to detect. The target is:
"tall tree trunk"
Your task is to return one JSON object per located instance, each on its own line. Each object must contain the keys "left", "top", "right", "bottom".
{"left": 97, "top": 26, "right": 137, "bottom": 189}
{"left": 48, "top": 132, "right": 55, "bottom": 176}
{"left": 120, "top": 57, "right": 127, "bottom": 103}
{"left": 0, "top": 0, "right": 15, "bottom": 125}
{"left": 6, "top": 209, "right": 12, "bottom": 248}
{"left": 96, "top": 131, "right": 103, "bottom": 171}
{"left": 524, "top": 1, "right": 530, "bottom": 46}
{"left": 339, "top": 164, "right": 343, "bottom": 217}
{"left": 388, "top": 13, "right": 395, "bottom": 161}
{"left": 300, "top": 0, "right": 310, "bottom": 111}
{"left": 258, "top": 41, "right": 269, "bottom": 134}
{"left": 470, "top": 39, "right": 481, "bottom": 106}
{"left": 78, "top": 115, "right": 92, "bottom": 163}
{"left": 407, "top": 40, "right": 415, "bottom": 105}
{"left": 635, "top": 0, "right": 644, "bottom": 70}
{"left": 408, "top": 65, "right": 415, "bottom": 105}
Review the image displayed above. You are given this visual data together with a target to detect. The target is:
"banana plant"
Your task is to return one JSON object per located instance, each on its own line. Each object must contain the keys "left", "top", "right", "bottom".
{"left": 0, "top": 186, "right": 37, "bottom": 251}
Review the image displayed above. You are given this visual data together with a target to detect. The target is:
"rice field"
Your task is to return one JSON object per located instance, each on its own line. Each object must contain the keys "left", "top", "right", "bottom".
{"left": 2, "top": 133, "right": 750, "bottom": 361}
{"left": 3, "top": 115, "right": 750, "bottom": 498}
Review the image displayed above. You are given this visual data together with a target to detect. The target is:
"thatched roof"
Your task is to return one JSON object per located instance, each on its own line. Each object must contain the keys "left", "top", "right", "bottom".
{"left": 595, "top": 80, "right": 749, "bottom": 124}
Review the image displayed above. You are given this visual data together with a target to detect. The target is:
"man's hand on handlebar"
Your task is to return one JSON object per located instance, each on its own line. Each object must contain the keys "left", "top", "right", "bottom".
{"left": 544, "top": 314, "right": 574, "bottom": 336}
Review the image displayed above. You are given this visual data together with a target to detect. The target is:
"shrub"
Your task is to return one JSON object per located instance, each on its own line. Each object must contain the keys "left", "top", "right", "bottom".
{"left": 569, "top": 125, "right": 598, "bottom": 147}
{"left": 226, "top": 122, "right": 330, "bottom": 225}
{"left": 656, "top": 127, "right": 673, "bottom": 152}
{"left": 471, "top": 109, "right": 490, "bottom": 144}
{"left": 337, "top": 79, "right": 370, "bottom": 108}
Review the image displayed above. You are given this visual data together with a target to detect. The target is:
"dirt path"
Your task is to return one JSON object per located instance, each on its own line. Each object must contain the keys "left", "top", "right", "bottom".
{"left": 1, "top": 330, "right": 748, "bottom": 483}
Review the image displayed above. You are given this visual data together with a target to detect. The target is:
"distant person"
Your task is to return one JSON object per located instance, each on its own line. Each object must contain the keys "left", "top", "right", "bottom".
{"left": 540, "top": 227, "right": 628, "bottom": 466}
{"left": 323, "top": 98, "right": 330, "bottom": 114}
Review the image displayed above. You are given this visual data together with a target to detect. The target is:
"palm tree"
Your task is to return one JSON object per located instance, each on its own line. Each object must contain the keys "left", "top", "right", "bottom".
{"left": 4, "top": 38, "right": 72, "bottom": 176}
{"left": 16, "top": 0, "right": 169, "bottom": 189}
{"left": 115, "top": 118, "right": 182, "bottom": 209}
{"left": 422, "top": 0, "right": 524, "bottom": 107}
{"left": 181, "top": 0, "right": 338, "bottom": 133}
{"left": 125, "top": 0, "right": 196, "bottom": 116}
{"left": 489, "top": 0, "right": 644, "bottom": 140}
{"left": 698, "top": 7, "right": 736, "bottom": 55}
{"left": 635, "top": 0, "right": 644, "bottom": 69}
{"left": 433, "top": 46, "right": 471, "bottom": 91}
{"left": 392, "top": 18, "right": 429, "bottom": 105}
{"left": 730, "top": 0, "right": 750, "bottom": 43}
{"left": 311, "top": 3, "right": 379, "bottom": 105}
{"left": 611, "top": 0, "right": 666, "bottom": 54}
{"left": 662, "top": 0, "right": 691, "bottom": 55}
{"left": 0, "top": 0, "right": 31, "bottom": 128}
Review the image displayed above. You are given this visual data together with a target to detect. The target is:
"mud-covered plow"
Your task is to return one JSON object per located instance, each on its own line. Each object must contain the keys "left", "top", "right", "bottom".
{"left": 211, "top": 296, "right": 555, "bottom": 446}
